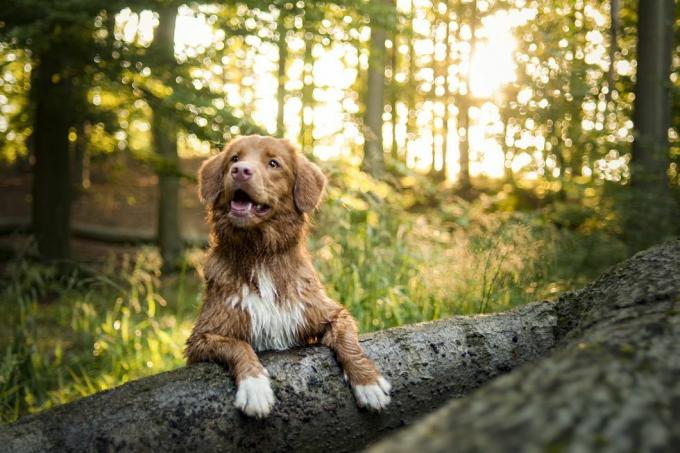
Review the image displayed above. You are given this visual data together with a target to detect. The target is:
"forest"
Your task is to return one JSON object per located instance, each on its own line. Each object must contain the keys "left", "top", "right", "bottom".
{"left": 0, "top": 0, "right": 678, "bottom": 431}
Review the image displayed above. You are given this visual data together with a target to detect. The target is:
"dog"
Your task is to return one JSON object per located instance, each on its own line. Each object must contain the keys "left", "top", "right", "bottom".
{"left": 185, "top": 135, "right": 391, "bottom": 418}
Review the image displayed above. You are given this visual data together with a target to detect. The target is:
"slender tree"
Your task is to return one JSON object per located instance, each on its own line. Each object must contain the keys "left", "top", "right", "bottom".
{"left": 149, "top": 5, "right": 183, "bottom": 270}
{"left": 299, "top": 21, "right": 315, "bottom": 153}
{"left": 430, "top": 2, "right": 440, "bottom": 177}
{"left": 362, "top": 8, "right": 389, "bottom": 176}
{"left": 456, "top": 0, "right": 477, "bottom": 191}
{"left": 625, "top": 0, "right": 677, "bottom": 250}
{"left": 441, "top": 0, "right": 453, "bottom": 181}
{"left": 405, "top": 0, "right": 417, "bottom": 161}
{"left": 276, "top": 8, "right": 288, "bottom": 137}
{"left": 31, "top": 43, "right": 76, "bottom": 260}
{"left": 606, "top": 0, "right": 620, "bottom": 109}
{"left": 0, "top": 1, "right": 109, "bottom": 260}
{"left": 389, "top": 29, "right": 399, "bottom": 160}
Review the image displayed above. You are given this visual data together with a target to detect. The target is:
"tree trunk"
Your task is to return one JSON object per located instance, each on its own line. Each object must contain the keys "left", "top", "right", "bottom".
{"left": 625, "top": 0, "right": 677, "bottom": 251}
{"left": 441, "top": 0, "right": 452, "bottom": 180}
{"left": 457, "top": 0, "right": 476, "bottom": 192}
{"left": 457, "top": 96, "right": 471, "bottom": 190}
{"left": 501, "top": 116, "right": 514, "bottom": 185}
{"left": 405, "top": 0, "right": 417, "bottom": 163}
{"left": 390, "top": 27, "right": 399, "bottom": 161}
{"left": 3, "top": 240, "right": 680, "bottom": 451}
{"left": 71, "top": 121, "right": 91, "bottom": 193}
{"left": 299, "top": 14, "right": 314, "bottom": 153}
{"left": 606, "top": 0, "right": 619, "bottom": 108}
{"left": 362, "top": 17, "right": 388, "bottom": 177}
{"left": 430, "top": 5, "right": 440, "bottom": 177}
{"left": 151, "top": 6, "right": 182, "bottom": 271}
{"left": 31, "top": 49, "right": 73, "bottom": 260}
{"left": 430, "top": 102, "right": 437, "bottom": 174}
{"left": 276, "top": 10, "right": 288, "bottom": 137}
{"left": 370, "top": 239, "right": 680, "bottom": 453}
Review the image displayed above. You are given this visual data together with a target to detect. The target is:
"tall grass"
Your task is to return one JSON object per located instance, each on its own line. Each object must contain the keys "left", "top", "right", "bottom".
{"left": 0, "top": 249, "right": 195, "bottom": 424}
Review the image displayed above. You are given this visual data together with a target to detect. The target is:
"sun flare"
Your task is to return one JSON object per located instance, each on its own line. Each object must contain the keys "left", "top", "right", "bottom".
{"left": 126, "top": 4, "right": 528, "bottom": 181}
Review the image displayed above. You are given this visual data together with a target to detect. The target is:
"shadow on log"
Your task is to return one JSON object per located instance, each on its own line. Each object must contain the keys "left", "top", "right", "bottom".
{"left": 1, "top": 240, "right": 678, "bottom": 452}
{"left": 370, "top": 239, "right": 680, "bottom": 452}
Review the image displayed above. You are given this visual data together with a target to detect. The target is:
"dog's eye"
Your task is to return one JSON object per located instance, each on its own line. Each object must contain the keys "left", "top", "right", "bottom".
{"left": 230, "top": 155, "right": 239, "bottom": 163}
{"left": 268, "top": 159, "right": 280, "bottom": 168}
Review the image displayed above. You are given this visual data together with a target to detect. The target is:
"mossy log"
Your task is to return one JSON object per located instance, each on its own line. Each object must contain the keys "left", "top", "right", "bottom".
{"left": 1, "top": 240, "right": 678, "bottom": 452}
{"left": 370, "top": 239, "right": 680, "bottom": 453}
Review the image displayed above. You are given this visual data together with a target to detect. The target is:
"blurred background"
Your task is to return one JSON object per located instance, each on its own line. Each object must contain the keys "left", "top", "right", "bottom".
{"left": 0, "top": 0, "right": 678, "bottom": 424}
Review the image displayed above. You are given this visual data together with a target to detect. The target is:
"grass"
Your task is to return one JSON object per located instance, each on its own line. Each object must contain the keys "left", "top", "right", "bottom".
{"left": 0, "top": 249, "right": 198, "bottom": 423}
{"left": 0, "top": 169, "right": 628, "bottom": 424}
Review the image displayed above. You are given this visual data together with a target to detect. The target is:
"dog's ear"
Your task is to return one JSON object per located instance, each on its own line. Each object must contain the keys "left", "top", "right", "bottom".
{"left": 294, "top": 153, "right": 326, "bottom": 213}
{"left": 198, "top": 151, "right": 226, "bottom": 205}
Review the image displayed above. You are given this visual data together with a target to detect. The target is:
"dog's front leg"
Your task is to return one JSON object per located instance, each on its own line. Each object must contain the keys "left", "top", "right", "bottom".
{"left": 321, "top": 308, "right": 392, "bottom": 411}
{"left": 186, "top": 332, "right": 274, "bottom": 418}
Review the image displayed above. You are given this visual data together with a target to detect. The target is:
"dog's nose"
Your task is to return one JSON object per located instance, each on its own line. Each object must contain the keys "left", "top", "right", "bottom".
{"left": 231, "top": 163, "right": 253, "bottom": 181}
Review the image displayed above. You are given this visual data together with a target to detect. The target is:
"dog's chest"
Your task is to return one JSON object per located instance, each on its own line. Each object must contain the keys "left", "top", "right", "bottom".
{"left": 227, "top": 271, "right": 305, "bottom": 352}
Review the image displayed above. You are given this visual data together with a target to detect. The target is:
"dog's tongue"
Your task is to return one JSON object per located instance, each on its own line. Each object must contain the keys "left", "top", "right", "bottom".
{"left": 230, "top": 200, "right": 252, "bottom": 213}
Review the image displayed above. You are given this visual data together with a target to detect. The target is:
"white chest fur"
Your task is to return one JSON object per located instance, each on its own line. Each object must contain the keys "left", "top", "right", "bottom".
{"left": 227, "top": 270, "right": 305, "bottom": 352}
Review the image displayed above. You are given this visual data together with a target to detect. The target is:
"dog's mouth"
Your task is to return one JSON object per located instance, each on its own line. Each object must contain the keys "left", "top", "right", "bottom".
{"left": 229, "top": 189, "right": 271, "bottom": 218}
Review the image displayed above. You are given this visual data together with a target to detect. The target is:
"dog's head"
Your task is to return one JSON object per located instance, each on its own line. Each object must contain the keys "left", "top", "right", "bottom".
{"left": 198, "top": 135, "right": 325, "bottom": 238}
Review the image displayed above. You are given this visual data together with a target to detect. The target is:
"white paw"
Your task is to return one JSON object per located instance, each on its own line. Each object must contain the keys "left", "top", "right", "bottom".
{"left": 234, "top": 373, "right": 275, "bottom": 418}
{"left": 353, "top": 376, "right": 392, "bottom": 412}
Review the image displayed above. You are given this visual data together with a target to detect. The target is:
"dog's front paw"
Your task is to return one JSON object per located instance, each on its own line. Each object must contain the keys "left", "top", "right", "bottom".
{"left": 234, "top": 373, "right": 275, "bottom": 418}
{"left": 353, "top": 376, "right": 391, "bottom": 412}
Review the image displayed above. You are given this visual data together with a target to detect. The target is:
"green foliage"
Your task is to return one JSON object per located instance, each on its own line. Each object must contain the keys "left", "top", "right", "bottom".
{"left": 0, "top": 249, "right": 195, "bottom": 424}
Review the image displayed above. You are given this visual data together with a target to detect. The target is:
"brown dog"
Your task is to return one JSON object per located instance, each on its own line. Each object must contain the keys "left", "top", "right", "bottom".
{"left": 185, "top": 135, "right": 391, "bottom": 418}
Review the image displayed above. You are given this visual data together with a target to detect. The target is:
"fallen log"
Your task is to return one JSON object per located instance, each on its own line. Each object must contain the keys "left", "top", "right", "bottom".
{"left": 0, "top": 303, "right": 556, "bottom": 452}
{"left": 369, "top": 239, "right": 680, "bottom": 453}
{"left": 1, "top": 240, "right": 678, "bottom": 452}
{"left": 0, "top": 218, "right": 206, "bottom": 247}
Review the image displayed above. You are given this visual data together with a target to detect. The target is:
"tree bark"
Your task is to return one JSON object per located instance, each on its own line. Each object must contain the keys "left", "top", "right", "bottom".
{"left": 362, "top": 15, "right": 388, "bottom": 177}
{"left": 625, "top": 0, "right": 677, "bottom": 251}
{"left": 370, "top": 239, "right": 680, "bottom": 452}
{"left": 3, "top": 240, "right": 680, "bottom": 451}
{"left": 151, "top": 6, "right": 182, "bottom": 271}
{"left": 31, "top": 49, "right": 73, "bottom": 260}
